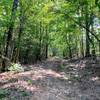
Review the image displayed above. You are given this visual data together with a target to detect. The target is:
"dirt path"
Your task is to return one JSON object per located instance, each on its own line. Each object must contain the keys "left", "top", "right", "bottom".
{"left": 0, "top": 57, "right": 100, "bottom": 100}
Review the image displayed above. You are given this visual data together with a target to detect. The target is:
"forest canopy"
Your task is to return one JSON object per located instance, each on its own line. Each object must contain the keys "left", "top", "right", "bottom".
{"left": 0, "top": 0, "right": 100, "bottom": 72}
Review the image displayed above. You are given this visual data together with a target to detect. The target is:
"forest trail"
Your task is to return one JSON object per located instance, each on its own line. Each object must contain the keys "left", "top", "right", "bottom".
{"left": 0, "top": 57, "right": 100, "bottom": 100}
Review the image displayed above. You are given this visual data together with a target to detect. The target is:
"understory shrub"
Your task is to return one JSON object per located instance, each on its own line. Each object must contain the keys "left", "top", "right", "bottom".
{"left": 8, "top": 63, "right": 24, "bottom": 72}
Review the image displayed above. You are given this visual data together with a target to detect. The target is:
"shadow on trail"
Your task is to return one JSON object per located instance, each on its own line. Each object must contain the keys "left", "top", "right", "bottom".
{"left": 0, "top": 57, "right": 100, "bottom": 100}
{"left": 0, "top": 66, "right": 69, "bottom": 100}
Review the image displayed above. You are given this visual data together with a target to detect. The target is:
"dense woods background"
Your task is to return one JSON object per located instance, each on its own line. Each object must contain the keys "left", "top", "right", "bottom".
{"left": 0, "top": 0, "right": 100, "bottom": 100}
{"left": 0, "top": 0, "right": 100, "bottom": 72}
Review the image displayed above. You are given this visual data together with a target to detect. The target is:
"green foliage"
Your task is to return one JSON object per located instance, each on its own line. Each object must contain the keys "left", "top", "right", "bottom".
{"left": 0, "top": 89, "right": 9, "bottom": 99}
{"left": 58, "top": 65, "right": 65, "bottom": 71}
{"left": 21, "top": 90, "right": 29, "bottom": 97}
{"left": 0, "top": 0, "right": 99, "bottom": 69}
{"left": 27, "top": 80, "right": 33, "bottom": 85}
{"left": 8, "top": 63, "right": 24, "bottom": 72}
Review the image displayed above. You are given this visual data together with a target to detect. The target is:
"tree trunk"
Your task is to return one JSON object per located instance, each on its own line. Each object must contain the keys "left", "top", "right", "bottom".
{"left": 1, "top": 0, "right": 18, "bottom": 72}
{"left": 15, "top": 4, "right": 23, "bottom": 63}
{"left": 45, "top": 25, "right": 49, "bottom": 59}
{"left": 38, "top": 21, "right": 42, "bottom": 61}
{"left": 85, "top": 4, "right": 90, "bottom": 57}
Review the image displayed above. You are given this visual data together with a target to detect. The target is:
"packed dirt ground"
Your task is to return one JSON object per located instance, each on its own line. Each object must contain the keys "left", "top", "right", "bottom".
{"left": 0, "top": 57, "right": 100, "bottom": 100}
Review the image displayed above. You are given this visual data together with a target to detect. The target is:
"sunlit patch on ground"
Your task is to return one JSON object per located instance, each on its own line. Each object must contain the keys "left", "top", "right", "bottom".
{"left": 91, "top": 76, "right": 99, "bottom": 81}
{"left": 0, "top": 57, "right": 100, "bottom": 100}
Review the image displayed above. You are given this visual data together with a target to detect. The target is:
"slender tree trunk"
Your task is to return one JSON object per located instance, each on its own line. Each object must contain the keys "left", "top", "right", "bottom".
{"left": 81, "top": 32, "right": 84, "bottom": 57}
{"left": 45, "top": 25, "right": 49, "bottom": 59}
{"left": 99, "top": 42, "right": 100, "bottom": 56}
{"left": 15, "top": 4, "right": 23, "bottom": 63}
{"left": 85, "top": 4, "right": 90, "bottom": 57}
{"left": 79, "top": 5, "right": 84, "bottom": 58}
{"left": 1, "top": 0, "right": 18, "bottom": 72}
{"left": 91, "top": 13, "right": 96, "bottom": 55}
{"left": 66, "top": 34, "right": 72, "bottom": 59}
{"left": 38, "top": 21, "right": 42, "bottom": 61}
{"left": 41, "top": 24, "right": 45, "bottom": 60}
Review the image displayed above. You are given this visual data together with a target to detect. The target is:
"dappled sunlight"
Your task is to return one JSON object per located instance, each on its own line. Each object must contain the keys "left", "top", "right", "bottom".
{"left": 91, "top": 76, "right": 99, "bottom": 81}
{"left": 0, "top": 57, "right": 100, "bottom": 100}
{"left": 1, "top": 80, "right": 42, "bottom": 92}
{"left": 16, "top": 67, "right": 62, "bottom": 78}
{"left": 76, "top": 63, "right": 86, "bottom": 69}
{"left": 30, "top": 69, "right": 62, "bottom": 81}
{"left": 18, "top": 68, "right": 62, "bottom": 79}
{"left": 0, "top": 71, "right": 17, "bottom": 81}
{"left": 74, "top": 61, "right": 86, "bottom": 69}
{"left": 0, "top": 0, "right": 100, "bottom": 99}
{"left": 36, "top": 69, "right": 62, "bottom": 77}
{"left": 0, "top": 67, "right": 63, "bottom": 93}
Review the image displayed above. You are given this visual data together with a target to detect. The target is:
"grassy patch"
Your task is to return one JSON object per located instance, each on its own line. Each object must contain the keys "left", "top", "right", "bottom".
{"left": 58, "top": 65, "right": 65, "bottom": 71}
{"left": 0, "top": 89, "right": 9, "bottom": 99}
{"left": 22, "top": 91, "right": 29, "bottom": 97}
{"left": 27, "top": 80, "right": 33, "bottom": 85}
